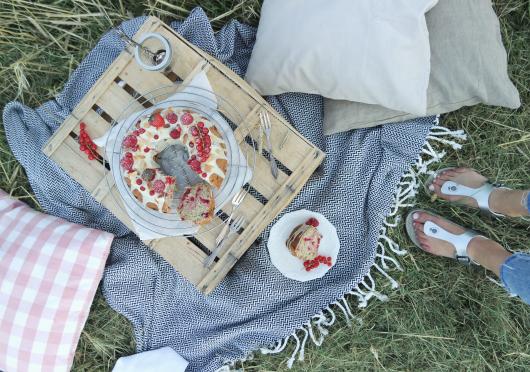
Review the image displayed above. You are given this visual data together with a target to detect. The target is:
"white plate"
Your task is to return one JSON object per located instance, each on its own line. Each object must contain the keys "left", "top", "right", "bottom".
{"left": 268, "top": 209, "right": 340, "bottom": 282}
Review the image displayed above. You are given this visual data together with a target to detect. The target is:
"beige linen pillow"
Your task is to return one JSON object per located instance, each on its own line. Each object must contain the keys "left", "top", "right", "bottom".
{"left": 245, "top": 0, "right": 438, "bottom": 116}
{"left": 324, "top": 0, "right": 521, "bottom": 134}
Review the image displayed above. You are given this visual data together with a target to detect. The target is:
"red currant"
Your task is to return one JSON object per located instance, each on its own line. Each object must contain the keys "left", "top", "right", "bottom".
{"left": 165, "top": 112, "right": 178, "bottom": 124}
{"left": 169, "top": 129, "right": 180, "bottom": 139}
{"left": 181, "top": 112, "right": 193, "bottom": 125}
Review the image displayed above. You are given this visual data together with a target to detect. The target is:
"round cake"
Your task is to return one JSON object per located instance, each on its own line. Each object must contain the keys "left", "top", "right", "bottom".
{"left": 120, "top": 107, "right": 229, "bottom": 215}
{"left": 286, "top": 218, "right": 322, "bottom": 261}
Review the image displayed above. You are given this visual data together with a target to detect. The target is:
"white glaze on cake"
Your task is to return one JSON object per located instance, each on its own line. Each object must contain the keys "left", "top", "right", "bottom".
{"left": 120, "top": 107, "right": 229, "bottom": 214}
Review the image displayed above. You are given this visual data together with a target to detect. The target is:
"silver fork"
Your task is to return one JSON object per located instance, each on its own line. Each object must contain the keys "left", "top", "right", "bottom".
{"left": 215, "top": 189, "right": 245, "bottom": 247}
{"left": 204, "top": 215, "right": 245, "bottom": 268}
{"left": 259, "top": 110, "right": 279, "bottom": 179}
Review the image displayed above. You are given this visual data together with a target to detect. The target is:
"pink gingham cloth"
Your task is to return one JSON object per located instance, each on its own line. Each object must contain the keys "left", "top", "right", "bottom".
{"left": 0, "top": 190, "right": 113, "bottom": 372}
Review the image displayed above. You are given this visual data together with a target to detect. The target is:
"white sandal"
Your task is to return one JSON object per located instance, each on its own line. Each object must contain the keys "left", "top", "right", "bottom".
{"left": 425, "top": 167, "right": 509, "bottom": 217}
{"left": 405, "top": 210, "right": 485, "bottom": 265}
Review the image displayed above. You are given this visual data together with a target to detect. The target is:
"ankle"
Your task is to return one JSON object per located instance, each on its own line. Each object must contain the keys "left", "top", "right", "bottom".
{"left": 490, "top": 189, "right": 530, "bottom": 217}
{"left": 467, "top": 237, "right": 511, "bottom": 275}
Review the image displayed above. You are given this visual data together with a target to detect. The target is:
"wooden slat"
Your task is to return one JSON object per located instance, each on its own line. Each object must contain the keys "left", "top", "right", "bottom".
{"left": 76, "top": 109, "right": 112, "bottom": 138}
{"left": 240, "top": 142, "right": 288, "bottom": 199}
{"left": 156, "top": 26, "right": 203, "bottom": 80}
{"left": 96, "top": 82, "right": 145, "bottom": 121}
{"left": 192, "top": 217, "right": 225, "bottom": 250}
{"left": 92, "top": 172, "right": 115, "bottom": 203}
{"left": 120, "top": 58, "right": 175, "bottom": 96}
{"left": 149, "top": 237, "right": 208, "bottom": 285}
{"left": 50, "top": 136, "right": 106, "bottom": 192}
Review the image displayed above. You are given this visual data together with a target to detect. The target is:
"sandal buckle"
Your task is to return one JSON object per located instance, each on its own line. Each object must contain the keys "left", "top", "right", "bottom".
{"left": 456, "top": 255, "right": 471, "bottom": 265}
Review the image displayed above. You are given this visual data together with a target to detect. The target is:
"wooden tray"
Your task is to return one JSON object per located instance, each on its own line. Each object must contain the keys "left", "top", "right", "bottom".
{"left": 43, "top": 16, "right": 325, "bottom": 294}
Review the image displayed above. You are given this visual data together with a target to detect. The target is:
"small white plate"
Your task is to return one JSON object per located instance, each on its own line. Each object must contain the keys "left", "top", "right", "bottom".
{"left": 268, "top": 209, "right": 340, "bottom": 282}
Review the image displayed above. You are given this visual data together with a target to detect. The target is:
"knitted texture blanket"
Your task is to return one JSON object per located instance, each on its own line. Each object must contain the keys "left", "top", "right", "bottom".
{"left": 3, "top": 8, "right": 438, "bottom": 371}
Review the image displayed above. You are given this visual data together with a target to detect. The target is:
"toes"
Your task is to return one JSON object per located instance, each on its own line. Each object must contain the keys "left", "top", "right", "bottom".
{"left": 413, "top": 221, "right": 424, "bottom": 233}
{"left": 437, "top": 171, "right": 457, "bottom": 180}
{"left": 415, "top": 229, "right": 427, "bottom": 240}
{"left": 411, "top": 211, "right": 435, "bottom": 224}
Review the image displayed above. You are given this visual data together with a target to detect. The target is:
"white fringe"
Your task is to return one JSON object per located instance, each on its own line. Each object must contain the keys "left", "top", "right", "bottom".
{"left": 221, "top": 117, "right": 466, "bottom": 371}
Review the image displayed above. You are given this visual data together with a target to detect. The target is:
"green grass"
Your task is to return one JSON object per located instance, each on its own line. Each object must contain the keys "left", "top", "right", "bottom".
{"left": 1, "top": 1, "right": 529, "bottom": 371}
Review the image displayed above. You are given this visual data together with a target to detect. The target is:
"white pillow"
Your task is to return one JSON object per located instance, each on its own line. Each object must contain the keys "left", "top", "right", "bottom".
{"left": 245, "top": 0, "right": 438, "bottom": 115}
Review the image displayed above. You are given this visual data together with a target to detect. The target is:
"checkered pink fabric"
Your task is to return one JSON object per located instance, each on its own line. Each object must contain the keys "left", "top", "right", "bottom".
{"left": 0, "top": 190, "right": 113, "bottom": 372}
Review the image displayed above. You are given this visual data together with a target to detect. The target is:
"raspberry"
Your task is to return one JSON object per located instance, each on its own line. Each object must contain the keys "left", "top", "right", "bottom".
{"left": 165, "top": 112, "right": 178, "bottom": 124}
{"left": 154, "top": 135, "right": 159, "bottom": 140}
{"left": 120, "top": 156, "right": 134, "bottom": 171}
{"left": 148, "top": 113, "right": 165, "bottom": 128}
{"left": 152, "top": 180, "right": 166, "bottom": 194}
{"left": 80, "top": 122, "right": 86, "bottom": 130}
{"left": 122, "top": 135, "right": 138, "bottom": 149}
{"left": 181, "top": 112, "right": 193, "bottom": 125}
{"left": 136, "top": 179, "right": 142, "bottom": 185}
{"left": 141, "top": 168, "right": 156, "bottom": 182}
{"left": 169, "top": 129, "right": 180, "bottom": 139}
{"left": 306, "top": 218, "right": 319, "bottom": 227}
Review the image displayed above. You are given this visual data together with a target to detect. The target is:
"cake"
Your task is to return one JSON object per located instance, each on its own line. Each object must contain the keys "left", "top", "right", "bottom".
{"left": 120, "top": 107, "right": 229, "bottom": 215}
{"left": 286, "top": 218, "right": 322, "bottom": 261}
{"left": 176, "top": 183, "right": 215, "bottom": 225}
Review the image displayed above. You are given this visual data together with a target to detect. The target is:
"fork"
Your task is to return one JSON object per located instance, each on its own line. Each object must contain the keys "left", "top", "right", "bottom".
{"left": 259, "top": 110, "right": 279, "bottom": 179}
{"left": 215, "top": 189, "right": 245, "bottom": 247}
{"left": 204, "top": 215, "right": 245, "bottom": 268}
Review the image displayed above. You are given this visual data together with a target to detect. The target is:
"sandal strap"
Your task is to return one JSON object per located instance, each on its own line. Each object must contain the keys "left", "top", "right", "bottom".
{"left": 423, "top": 221, "right": 481, "bottom": 265}
{"left": 440, "top": 181, "right": 503, "bottom": 216}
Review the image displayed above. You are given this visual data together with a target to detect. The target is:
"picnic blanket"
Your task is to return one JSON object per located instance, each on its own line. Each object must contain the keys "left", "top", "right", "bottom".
{"left": 2, "top": 8, "right": 436, "bottom": 372}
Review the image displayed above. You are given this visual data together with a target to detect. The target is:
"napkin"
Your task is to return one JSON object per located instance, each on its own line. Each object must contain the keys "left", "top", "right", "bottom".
{"left": 94, "top": 71, "right": 251, "bottom": 240}
{"left": 112, "top": 347, "right": 189, "bottom": 372}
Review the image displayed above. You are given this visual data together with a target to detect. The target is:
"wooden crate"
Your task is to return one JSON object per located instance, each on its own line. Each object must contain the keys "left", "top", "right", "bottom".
{"left": 43, "top": 16, "right": 325, "bottom": 294}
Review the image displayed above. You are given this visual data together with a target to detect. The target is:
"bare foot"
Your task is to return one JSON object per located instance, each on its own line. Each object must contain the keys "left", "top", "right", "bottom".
{"left": 429, "top": 168, "right": 529, "bottom": 217}
{"left": 411, "top": 211, "right": 510, "bottom": 275}
{"left": 411, "top": 211, "right": 479, "bottom": 258}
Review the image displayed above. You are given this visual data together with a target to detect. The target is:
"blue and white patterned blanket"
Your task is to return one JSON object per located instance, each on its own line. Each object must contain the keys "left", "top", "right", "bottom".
{"left": 2, "top": 8, "right": 435, "bottom": 372}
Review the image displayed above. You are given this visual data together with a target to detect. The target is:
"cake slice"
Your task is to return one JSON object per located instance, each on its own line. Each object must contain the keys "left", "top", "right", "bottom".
{"left": 177, "top": 182, "right": 215, "bottom": 225}
{"left": 286, "top": 218, "right": 322, "bottom": 261}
